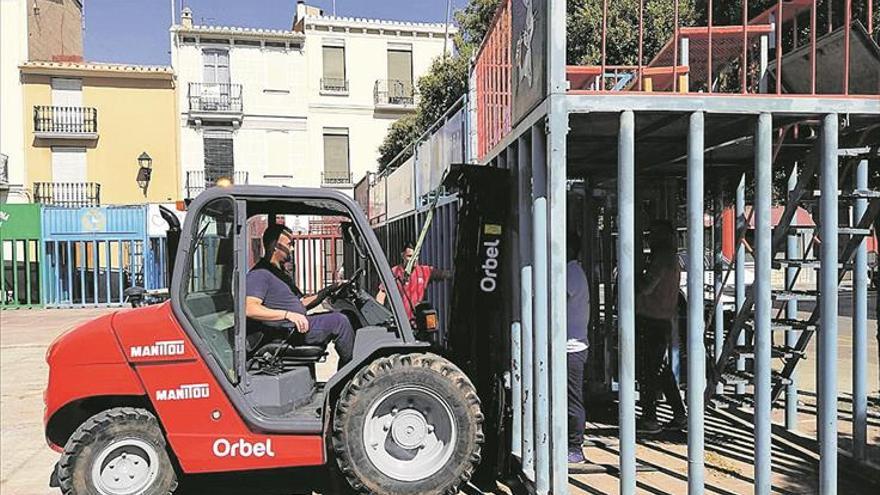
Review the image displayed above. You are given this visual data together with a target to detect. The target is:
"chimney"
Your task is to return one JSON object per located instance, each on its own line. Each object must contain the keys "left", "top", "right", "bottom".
{"left": 181, "top": 7, "right": 193, "bottom": 28}
{"left": 293, "top": 1, "right": 323, "bottom": 29}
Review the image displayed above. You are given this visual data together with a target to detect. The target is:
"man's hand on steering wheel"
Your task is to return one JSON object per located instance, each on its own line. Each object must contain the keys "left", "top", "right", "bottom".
{"left": 284, "top": 311, "right": 309, "bottom": 333}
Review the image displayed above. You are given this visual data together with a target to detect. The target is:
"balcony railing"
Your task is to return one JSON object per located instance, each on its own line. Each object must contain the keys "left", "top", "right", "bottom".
{"left": 185, "top": 169, "right": 249, "bottom": 198}
{"left": 320, "top": 77, "right": 349, "bottom": 94}
{"left": 374, "top": 79, "right": 417, "bottom": 107}
{"left": 33, "top": 106, "right": 98, "bottom": 137}
{"left": 33, "top": 182, "right": 101, "bottom": 207}
{"left": 322, "top": 170, "right": 353, "bottom": 186}
{"left": 188, "top": 83, "right": 243, "bottom": 113}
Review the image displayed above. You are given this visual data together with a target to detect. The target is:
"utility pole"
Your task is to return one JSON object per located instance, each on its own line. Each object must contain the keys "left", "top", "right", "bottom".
{"left": 443, "top": 0, "right": 452, "bottom": 57}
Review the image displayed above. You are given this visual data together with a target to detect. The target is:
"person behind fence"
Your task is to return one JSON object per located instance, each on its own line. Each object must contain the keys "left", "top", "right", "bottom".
{"left": 635, "top": 220, "right": 687, "bottom": 434}
{"left": 566, "top": 231, "right": 590, "bottom": 464}
{"left": 375, "top": 242, "right": 452, "bottom": 320}
{"left": 245, "top": 224, "right": 355, "bottom": 367}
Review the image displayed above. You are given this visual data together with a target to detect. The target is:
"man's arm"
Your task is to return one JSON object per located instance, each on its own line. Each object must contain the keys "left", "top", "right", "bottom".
{"left": 245, "top": 296, "right": 309, "bottom": 332}
{"left": 429, "top": 267, "right": 453, "bottom": 282}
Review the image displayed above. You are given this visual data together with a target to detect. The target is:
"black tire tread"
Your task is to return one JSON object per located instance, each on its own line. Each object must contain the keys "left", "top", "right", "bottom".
{"left": 57, "top": 407, "right": 178, "bottom": 495}
{"left": 332, "top": 353, "right": 484, "bottom": 495}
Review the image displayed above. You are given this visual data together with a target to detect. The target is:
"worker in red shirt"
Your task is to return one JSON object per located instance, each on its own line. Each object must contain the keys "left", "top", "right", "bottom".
{"left": 376, "top": 242, "right": 452, "bottom": 320}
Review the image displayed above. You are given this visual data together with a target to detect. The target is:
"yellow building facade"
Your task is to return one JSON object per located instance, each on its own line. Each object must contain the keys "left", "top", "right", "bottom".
{"left": 20, "top": 61, "right": 180, "bottom": 205}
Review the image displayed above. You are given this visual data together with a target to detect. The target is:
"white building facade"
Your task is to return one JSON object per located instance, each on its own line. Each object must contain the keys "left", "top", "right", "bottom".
{"left": 1, "top": 0, "right": 29, "bottom": 202}
{"left": 171, "top": 2, "right": 453, "bottom": 198}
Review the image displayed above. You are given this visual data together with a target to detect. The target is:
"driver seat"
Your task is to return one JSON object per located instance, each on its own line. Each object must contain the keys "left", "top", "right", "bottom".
{"left": 252, "top": 341, "right": 328, "bottom": 366}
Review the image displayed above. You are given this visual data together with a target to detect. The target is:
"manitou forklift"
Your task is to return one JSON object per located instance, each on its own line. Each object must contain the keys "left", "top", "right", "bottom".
{"left": 43, "top": 170, "right": 511, "bottom": 495}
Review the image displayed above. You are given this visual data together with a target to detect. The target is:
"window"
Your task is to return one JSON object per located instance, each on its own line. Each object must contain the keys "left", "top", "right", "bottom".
{"left": 204, "top": 131, "right": 234, "bottom": 186}
{"left": 51, "top": 147, "right": 87, "bottom": 183}
{"left": 387, "top": 47, "right": 413, "bottom": 100}
{"left": 182, "top": 197, "right": 238, "bottom": 382}
{"left": 323, "top": 129, "right": 350, "bottom": 185}
{"left": 322, "top": 45, "right": 346, "bottom": 92}
{"left": 203, "top": 49, "right": 230, "bottom": 85}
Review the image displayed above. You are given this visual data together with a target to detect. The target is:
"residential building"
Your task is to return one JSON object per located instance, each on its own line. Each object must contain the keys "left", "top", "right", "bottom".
{"left": 171, "top": 2, "right": 454, "bottom": 198}
{"left": 1, "top": 0, "right": 84, "bottom": 203}
{"left": 20, "top": 61, "right": 180, "bottom": 206}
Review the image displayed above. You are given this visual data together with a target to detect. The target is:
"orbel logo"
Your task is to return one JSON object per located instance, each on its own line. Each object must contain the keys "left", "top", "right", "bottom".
{"left": 155, "top": 383, "right": 210, "bottom": 401}
{"left": 130, "top": 340, "right": 185, "bottom": 358}
{"left": 480, "top": 238, "right": 501, "bottom": 293}
{"left": 212, "top": 438, "right": 276, "bottom": 458}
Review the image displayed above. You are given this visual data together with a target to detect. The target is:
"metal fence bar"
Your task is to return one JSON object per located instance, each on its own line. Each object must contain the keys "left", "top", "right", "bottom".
{"left": 618, "top": 110, "right": 636, "bottom": 495}
{"left": 735, "top": 174, "right": 747, "bottom": 396}
{"left": 754, "top": 112, "right": 773, "bottom": 495}
{"left": 852, "top": 158, "right": 868, "bottom": 462}
{"left": 714, "top": 187, "right": 725, "bottom": 395}
{"left": 93, "top": 240, "right": 99, "bottom": 306}
{"left": 687, "top": 111, "right": 706, "bottom": 494}
{"left": 66, "top": 241, "right": 73, "bottom": 305}
{"left": 786, "top": 164, "right": 800, "bottom": 431}
{"left": 118, "top": 241, "right": 124, "bottom": 303}
{"left": 10, "top": 240, "right": 19, "bottom": 305}
{"left": 818, "top": 113, "right": 839, "bottom": 494}
{"left": 79, "top": 241, "right": 86, "bottom": 306}
{"left": 517, "top": 133, "right": 535, "bottom": 479}
{"left": 25, "top": 239, "right": 32, "bottom": 306}
{"left": 531, "top": 123, "right": 550, "bottom": 494}
{"left": 104, "top": 240, "right": 111, "bottom": 304}
{"left": 508, "top": 143, "right": 523, "bottom": 460}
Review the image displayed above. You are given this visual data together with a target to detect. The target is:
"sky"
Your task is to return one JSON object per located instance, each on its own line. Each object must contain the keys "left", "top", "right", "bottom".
{"left": 84, "top": 0, "right": 469, "bottom": 66}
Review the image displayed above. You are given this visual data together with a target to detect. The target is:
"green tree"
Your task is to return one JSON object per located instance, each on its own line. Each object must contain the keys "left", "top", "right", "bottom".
{"left": 567, "top": 0, "right": 697, "bottom": 66}
{"left": 377, "top": 114, "right": 421, "bottom": 171}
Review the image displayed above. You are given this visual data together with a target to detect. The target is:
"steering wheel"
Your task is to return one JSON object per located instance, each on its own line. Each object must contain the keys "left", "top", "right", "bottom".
{"left": 329, "top": 267, "right": 365, "bottom": 298}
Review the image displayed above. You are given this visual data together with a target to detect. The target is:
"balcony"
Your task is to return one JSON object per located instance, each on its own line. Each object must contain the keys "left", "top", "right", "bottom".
{"left": 321, "top": 170, "right": 353, "bottom": 187}
{"left": 185, "top": 169, "right": 249, "bottom": 199}
{"left": 374, "top": 79, "right": 417, "bottom": 110}
{"left": 33, "top": 106, "right": 98, "bottom": 139}
{"left": 33, "top": 182, "right": 101, "bottom": 207}
{"left": 187, "top": 83, "right": 243, "bottom": 126}
{"left": 320, "top": 77, "right": 349, "bottom": 95}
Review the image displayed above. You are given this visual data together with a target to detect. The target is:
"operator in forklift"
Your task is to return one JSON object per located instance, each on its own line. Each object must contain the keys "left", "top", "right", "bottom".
{"left": 245, "top": 223, "right": 355, "bottom": 366}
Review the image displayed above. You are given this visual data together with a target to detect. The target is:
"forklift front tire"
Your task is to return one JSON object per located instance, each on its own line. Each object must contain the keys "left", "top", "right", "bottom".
{"left": 332, "top": 353, "right": 484, "bottom": 495}
{"left": 58, "top": 407, "right": 178, "bottom": 495}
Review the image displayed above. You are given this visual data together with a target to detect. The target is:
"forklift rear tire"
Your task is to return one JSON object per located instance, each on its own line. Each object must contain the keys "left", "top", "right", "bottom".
{"left": 332, "top": 353, "right": 484, "bottom": 495}
{"left": 58, "top": 407, "right": 178, "bottom": 495}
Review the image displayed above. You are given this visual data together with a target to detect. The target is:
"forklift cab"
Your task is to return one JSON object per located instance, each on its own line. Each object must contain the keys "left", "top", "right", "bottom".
{"left": 174, "top": 187, "right": 423, "bottom": 431}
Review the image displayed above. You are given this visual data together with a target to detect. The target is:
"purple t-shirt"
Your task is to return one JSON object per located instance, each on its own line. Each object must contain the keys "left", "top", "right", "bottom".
{"left": 246, "top": 268, "right": 307, "bottom": 315}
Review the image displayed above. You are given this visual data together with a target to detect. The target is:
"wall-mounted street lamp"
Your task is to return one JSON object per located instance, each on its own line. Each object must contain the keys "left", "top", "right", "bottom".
{"left": 136, "top": 152, "right": 152, "bottom": 195}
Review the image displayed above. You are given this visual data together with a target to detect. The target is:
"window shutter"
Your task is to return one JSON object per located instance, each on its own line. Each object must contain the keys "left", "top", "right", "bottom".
{"left": 323, "top": 133, "right": 349, "bottom": 174}
{"left": 204, "top": 137, "right": 235, "bottom": 184}
{"left": 387, "top": 49, "right": 413, "bottom": 94}
{"left": 322, "top": 46, "right": 345, "bottom": 81}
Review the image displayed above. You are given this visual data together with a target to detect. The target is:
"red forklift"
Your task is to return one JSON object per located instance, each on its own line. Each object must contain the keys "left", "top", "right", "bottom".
{"left": 43, "top": 171, "right": 512, "bottom": 495}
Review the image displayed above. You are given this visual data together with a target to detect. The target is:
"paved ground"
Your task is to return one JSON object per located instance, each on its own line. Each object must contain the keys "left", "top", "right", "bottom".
{"left": 2, "top": 307, "right": 879, "bottom": 494}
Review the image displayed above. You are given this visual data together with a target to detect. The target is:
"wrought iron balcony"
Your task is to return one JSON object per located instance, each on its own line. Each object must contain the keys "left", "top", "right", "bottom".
{"left": 322, "top": 170, "right": 353, "bottom": 186}
{"left": 185, "top": 169, "right": 249, "bottom": 198}
{"left": 374, "top": 79, "right": 417, "bottom": 108}
{"left": 320, "top": 77, "right": 349, "bottom": 94}
{"left": 188, "top": 83, "right": 243, "bottom": 113}
{"left": 33, "top": 182, "right": 101, "bottom": 207}
{"left": 33, "top": 106, "right": 98, "bottom": 138}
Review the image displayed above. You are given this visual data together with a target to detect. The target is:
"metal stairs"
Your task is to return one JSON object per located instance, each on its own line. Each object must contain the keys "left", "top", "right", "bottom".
{"left": 705, "top": 148, "right": 879, "bottom": 406}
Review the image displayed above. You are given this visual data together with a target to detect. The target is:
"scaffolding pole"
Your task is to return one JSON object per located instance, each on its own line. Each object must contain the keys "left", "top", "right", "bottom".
{"left": 687, "top": 111, "right": 706, "bottom": 494}
{"left": 518, "top": 134, "right": 535, "bottom": 480}
{"left": 852, "top": 158, "right": 868, "bottom": 462}
{"left": 531, "top": 124, "right": 550, "bottom": 495}
{"left": 786, "top": 163, "right": 799, "bottom": 431}
{"left": 618, "top": 110, "right": 636, "bottom": 495}
{"left": 754, "top": 112, "right": 773, "bottom": 495}
{"left": 735, "top": 174, "right": 747, "bottom": 397}
{"left": 818, "top": 113, "right": 839, "bottom": 494}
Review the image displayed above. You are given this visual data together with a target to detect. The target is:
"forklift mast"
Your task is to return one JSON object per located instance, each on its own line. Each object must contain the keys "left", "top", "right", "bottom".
{"left": 443, "top": 164, "right": 512, "bottom": 486}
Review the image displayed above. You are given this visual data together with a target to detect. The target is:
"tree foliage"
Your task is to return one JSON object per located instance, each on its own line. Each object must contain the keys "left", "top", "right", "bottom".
{"left": 567, "top": 0, "right": 697, "bottom": 66}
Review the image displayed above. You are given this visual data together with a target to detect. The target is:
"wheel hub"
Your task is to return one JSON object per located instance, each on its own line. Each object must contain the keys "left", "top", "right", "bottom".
{"left": 390, "top": 410, "right": 428, "bottom": 449}
{"left": 92, "top": 439, "right": 159, "bottom": 495}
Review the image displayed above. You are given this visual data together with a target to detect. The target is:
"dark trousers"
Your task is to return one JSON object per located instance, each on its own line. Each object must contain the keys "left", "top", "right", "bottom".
{"left": 636, "top": 316, "right": 686, "bottom": 420}
{"left": 568, "top": 350, "right": 587, "bottom": 449}
{"left": 304, "top": 312, "right": 355, "bottom": 366}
